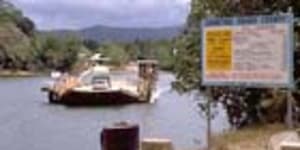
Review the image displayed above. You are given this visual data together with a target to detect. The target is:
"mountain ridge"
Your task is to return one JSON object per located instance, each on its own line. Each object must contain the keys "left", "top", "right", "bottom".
{"left": 41, "top": 24, "right": 184, "bottom": 43}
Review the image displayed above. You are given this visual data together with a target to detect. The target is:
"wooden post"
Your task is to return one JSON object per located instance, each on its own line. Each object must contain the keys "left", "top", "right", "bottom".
{"left": 281, "top": 141, "right": 300, "bottom": 150}
{"left": 141, "top": 138, "right": 173, "bottom": 150}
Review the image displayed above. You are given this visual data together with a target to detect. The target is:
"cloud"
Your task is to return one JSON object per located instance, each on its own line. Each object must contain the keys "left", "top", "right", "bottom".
{"left": 10, "top": 0, "right": 191, "bottom": 30}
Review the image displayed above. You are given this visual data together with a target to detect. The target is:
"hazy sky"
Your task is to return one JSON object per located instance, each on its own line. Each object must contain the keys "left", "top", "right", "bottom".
{"left": 10, "top": 0, "right": 191, "bottom": 30}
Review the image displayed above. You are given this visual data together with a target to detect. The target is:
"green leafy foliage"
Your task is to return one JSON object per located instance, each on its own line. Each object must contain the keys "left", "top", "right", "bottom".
{"left": 83, "top": 39, "right": 99, "bottom": 51}
{"left": 0, "top": 1, "right": 22, "bottom": 23}
{"left": 154, "top": 41, "right": 175, "bottom": 70}
{"left": 35, "top": 35, "right": 84, "bottom": 71}
{"left": 97, "top": 43, "right": 130, "bottom": 67}
{"left": 173, "top": 0, "right": 300, "bottom": 128}
{"left": 0, "top": 1, "right": 89, "bottom": 72}
{"left": 16, "top": 17, "right": 35, "bottom": 36}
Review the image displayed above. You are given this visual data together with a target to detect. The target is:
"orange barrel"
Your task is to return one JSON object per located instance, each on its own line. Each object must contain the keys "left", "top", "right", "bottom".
{"left": 100, "top": 122, "right": 139, "bottom": 150}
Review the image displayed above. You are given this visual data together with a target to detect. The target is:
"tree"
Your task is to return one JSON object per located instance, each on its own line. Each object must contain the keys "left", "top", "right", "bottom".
{"left": 16, "top": 17, "right": 35, "bottom": 36}
{"left": 150, "top": 40, "right": 175, "bottom": 71}
{"left": 134, "top": 39, "right": 154, "bottom": 59}
{"left": 0, "top": 0, "right": 23, "bottom": 23}
{"left": 173, "top": 0, "right": 300, "bottom": 128}
{"left": 124, "top": 43, "right": 138, "bottom": 61}
{"left": 98, "top": 43, "right": 130, "bottom": 67}
{"left": 34, "top": 35, "right": 83, "bottom": 71}
{"left": 83, "top": 39, "right": 99, "bottom": 51}
{"left": 0, "top": 1, "right": 87, "bottom": 72}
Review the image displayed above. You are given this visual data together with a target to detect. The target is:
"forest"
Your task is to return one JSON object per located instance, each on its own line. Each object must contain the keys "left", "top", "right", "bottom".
{"left": 0, "top": 0, "right": 176, "bottom": 73}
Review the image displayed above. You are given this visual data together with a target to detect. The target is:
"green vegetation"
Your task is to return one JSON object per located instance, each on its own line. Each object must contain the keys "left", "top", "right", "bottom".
{"left": 153, "top": 40, "right": 175, "bottom": 70}
{"left": 98, "top": 43, "right": 131, "bottom": 67}
{"left": 0, "top": 1, "right": 85, "bottom": 72}
{"left": 172, "top": 0, "right": 300, "bottom": 128}
{"left": 95, "top": 40, "right": 176, "bottom": 70}
{"left": 0, "top": 1, "right": 176, "bottom": 74}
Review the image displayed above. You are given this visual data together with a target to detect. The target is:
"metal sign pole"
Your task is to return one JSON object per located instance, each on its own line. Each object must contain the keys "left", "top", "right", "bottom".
{"left": 206, "top": 88, "right": 212, "bottom": 150}
{"left": 286, "top": 7, "right": 295, "bottom": 129}
{"left": 286, "top": 90, "right": 294, "bottom": 129}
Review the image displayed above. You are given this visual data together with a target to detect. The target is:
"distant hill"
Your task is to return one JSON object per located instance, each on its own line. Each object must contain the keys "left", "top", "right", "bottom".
{"left": 41, "top": 25, "right": 184, "bottom": 43}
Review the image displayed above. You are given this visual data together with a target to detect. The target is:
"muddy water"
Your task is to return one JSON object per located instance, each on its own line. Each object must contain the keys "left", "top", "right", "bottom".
{"left": 0, "top": 72, "right": 229, "bottom": 150}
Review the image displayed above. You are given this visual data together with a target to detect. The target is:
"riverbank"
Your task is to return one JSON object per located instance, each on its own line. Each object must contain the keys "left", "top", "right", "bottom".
{"left": 211, "top": 123, "right": 288, "bottom": 150}
{"left": 0, "top": 67, "right": 129, "bottom": 78}
{"left": 0, "top": 70, "right": 43, "bottom": 77}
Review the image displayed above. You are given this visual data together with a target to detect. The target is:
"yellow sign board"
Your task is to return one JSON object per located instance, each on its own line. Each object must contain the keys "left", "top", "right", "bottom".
{"left": 205, "top": 29, "right": 232, "bottom": 71}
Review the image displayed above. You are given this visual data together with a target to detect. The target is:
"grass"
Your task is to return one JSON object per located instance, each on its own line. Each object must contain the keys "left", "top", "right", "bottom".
{"left": 211, "top": 123, "right": 288, "bottom": 150}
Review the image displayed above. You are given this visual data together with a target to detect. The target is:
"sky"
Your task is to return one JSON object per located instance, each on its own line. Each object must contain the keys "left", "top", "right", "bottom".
{"left": 9, "top": 0, "right": 191, "bottom": 30}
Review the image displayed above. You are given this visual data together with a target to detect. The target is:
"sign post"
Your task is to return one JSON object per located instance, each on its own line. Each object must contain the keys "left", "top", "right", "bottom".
{"left": 287, "top": 91, "right": 293, "bottom": 128}
{"left": 205, "top": 88, "right": 212, "bottom": 150}
{"left": 201, "top": 15, "right": 294, "bottom": 150}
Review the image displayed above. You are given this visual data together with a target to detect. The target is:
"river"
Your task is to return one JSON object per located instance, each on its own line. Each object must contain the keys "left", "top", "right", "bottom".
{"left": 0, "top": 72, "right": 229, "bottom": 150}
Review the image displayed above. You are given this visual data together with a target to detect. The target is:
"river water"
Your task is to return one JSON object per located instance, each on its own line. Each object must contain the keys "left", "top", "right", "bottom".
{"left": 0, "top": 72, "right": 229, "bottom": 150}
